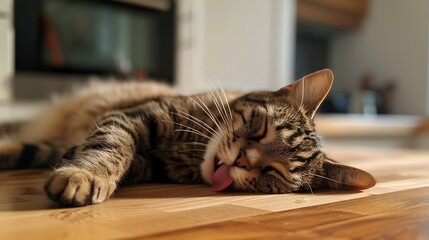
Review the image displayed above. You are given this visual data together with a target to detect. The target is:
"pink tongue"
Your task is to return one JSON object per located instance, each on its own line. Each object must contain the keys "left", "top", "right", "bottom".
{"left": 210, "top": 165, "right": 233, "bottom": 192}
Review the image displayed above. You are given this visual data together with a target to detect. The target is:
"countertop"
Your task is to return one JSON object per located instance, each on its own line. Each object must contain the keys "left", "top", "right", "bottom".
{"left": 315, "top": 114, "right": 424, "bottom": 138}
{"left": 0, "top": 102, "right": 45, "bottom": 124}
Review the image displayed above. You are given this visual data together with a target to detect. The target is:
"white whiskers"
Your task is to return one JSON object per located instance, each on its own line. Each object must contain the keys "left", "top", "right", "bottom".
{"left": 172, "top": 142, "right": 208, "bottom": 147}
{"left": 302, "top": 177, "right": 314, "bottom": 195}
{"left": 190, "top": 95, "right": 225, "bottom": 136}
{"left": 162, "top": 119, "right": 214, "bottom": 141}
{"left": 202, "top": 76, "right": 234, "bottom": 133}
{"left": 170, "top": 111, "right": 222, "bottom": 140}
{"left": 209, "top": 90, "right": 230, "bottom": 132}
{"left": 307, "top": 172, "right": 351, "bottom": 186}
{"left": 174, "top": 129, "right": 212, "bottom": 140}
{"left": 167, "top": 75, "right": 236, "bottom": 153}
{"left": 216, "top": 80, "right": 235, "bottom": 132}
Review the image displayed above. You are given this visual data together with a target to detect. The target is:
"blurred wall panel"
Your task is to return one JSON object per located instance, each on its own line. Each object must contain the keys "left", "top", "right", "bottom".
{"left": 0, "top": 0, "right": 13, "bottom": 102}
{"left": 175, "top": 0, "right": 296, "bottom": 93}
{"left": 330, "top": 0, "right": 429, "bottom": 115}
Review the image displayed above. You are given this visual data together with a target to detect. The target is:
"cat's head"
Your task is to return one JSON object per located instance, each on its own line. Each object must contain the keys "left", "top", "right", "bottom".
{"left": 201, "top": 69, "right": 375, "bottom": 193}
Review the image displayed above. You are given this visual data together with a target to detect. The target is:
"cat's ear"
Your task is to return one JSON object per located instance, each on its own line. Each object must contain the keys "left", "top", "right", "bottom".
{"left": 319, "top": 160, "right": 376, "bottom": 190}
{"left": 277, "top": 69, "right": 333, "bottom": 118}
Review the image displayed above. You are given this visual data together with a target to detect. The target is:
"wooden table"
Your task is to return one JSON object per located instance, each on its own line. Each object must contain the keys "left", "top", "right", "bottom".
{"left": 1, "top": 146, "right": 429, "bottom": 239}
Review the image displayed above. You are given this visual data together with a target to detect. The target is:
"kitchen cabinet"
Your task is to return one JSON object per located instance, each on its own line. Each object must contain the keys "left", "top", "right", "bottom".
{"left": 297, "top": 0, "right": 368, "bottom": 29}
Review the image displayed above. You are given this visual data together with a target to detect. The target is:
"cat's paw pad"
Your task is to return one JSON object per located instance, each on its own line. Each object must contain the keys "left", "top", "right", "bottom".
{"left": 44, "top": 167, "right": 115, "bottom": 207}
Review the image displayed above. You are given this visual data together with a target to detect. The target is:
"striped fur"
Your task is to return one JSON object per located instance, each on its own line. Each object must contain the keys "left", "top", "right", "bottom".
{"left": 0, "top": 70, "right": 375, "bottom": 207}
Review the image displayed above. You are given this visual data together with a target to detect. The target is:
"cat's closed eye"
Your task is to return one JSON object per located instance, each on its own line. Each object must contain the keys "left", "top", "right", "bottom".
{"left": 247, "top": 117, "right": 268, "bottom": 142}
{"left": 261, "top": 166, "right": 282, "bottom": 176}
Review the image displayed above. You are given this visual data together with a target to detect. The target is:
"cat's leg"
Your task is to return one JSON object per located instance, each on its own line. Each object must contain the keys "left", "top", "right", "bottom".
{"left": 0, "top": 139, "right": 65, "bottom": 170}
{"left": 44, "top": 111, "right": 144, "bottom": 207}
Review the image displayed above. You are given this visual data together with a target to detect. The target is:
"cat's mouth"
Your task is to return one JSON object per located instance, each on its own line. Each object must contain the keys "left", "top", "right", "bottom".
{"left": 213, "top": 155, "right": 221, "bottom": 171}
{"left": 210, "top": 155, "right": 234, "bottom": 192}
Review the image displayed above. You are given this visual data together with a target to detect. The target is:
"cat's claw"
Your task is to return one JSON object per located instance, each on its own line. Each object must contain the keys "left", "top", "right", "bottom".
{"left": 44, "top": 167, "right": 116, "bottom": 207}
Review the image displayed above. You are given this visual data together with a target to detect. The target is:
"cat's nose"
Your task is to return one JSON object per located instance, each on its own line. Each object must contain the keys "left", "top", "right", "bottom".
{"left": 233, "top": 151, "right": 251, "bottom": 170}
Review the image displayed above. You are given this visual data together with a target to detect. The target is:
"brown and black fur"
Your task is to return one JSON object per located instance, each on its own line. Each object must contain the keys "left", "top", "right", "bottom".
{"left": 0, "top": 70, "right": 375, "bottom": 207}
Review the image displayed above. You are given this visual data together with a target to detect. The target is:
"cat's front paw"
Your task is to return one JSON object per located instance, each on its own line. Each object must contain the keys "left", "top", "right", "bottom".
{"left": 44, "top": 167, "right": 116, "bottom": 207}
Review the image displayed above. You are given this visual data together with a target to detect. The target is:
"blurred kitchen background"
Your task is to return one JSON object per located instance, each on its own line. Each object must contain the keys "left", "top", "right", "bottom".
{"left": 0, "top": 0, "right": 428, "bottom": 149}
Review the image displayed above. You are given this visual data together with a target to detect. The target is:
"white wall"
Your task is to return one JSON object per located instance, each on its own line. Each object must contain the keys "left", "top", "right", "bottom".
{"left": 329, "top": 0, "right": 429, "bottom": 115}
{"left": 0, "top": 0, "right": 13, "bottom": 102}
{"left": 176, "top": 0, "right": 296, "bottom": 94}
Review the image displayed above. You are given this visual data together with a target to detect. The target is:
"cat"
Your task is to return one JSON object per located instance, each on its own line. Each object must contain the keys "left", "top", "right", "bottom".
{"left": 0, "top": 69, "right": 375, "bottom": 207}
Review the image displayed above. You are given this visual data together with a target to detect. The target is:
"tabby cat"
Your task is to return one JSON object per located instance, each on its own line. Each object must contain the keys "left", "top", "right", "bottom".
{"left": 0, "top": 69, "right": 375, "bottom": 207}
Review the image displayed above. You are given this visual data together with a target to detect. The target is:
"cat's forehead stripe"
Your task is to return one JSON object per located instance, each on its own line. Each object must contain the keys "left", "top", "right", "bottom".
{"left": 280, "top": 129, "right": 296, "bottom": 139}
{"left": 242, "top": 94, "right": 269, "bottom": 105}
{"left": 295, "top": 151, "right": 317, "bottom": 159}
{"left": 289, "top": 161, "right": 305, "bottom": 170}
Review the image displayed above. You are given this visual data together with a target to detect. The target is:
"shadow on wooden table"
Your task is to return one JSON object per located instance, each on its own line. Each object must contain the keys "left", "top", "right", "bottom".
{"left": 0, "top": 169, "right": 363, "bottom": 212}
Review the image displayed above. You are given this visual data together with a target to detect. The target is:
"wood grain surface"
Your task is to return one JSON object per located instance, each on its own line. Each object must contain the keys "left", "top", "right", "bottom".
{"left": 1, "top": 146, "right": 429, "bottom": 239}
